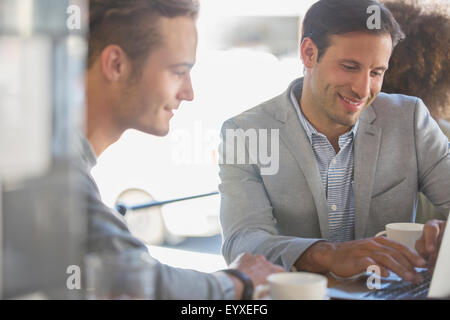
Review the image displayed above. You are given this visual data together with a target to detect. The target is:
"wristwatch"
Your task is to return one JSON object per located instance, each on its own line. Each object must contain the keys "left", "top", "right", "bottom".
{"left": 223, "top": 269, "right": 254, "bottom": 300}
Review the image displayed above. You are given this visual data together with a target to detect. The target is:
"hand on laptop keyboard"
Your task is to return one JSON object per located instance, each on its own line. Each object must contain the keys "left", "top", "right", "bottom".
{"left": 297, "top": 237, "right": 427, "bottom": 283}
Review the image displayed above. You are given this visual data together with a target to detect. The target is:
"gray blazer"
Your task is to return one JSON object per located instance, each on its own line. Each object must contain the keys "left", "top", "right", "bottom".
{"left": 416, "top": 120, "right": 450, "bottom": 223}
{"left": 219, "top": 78, "right": 450, "bottom": 270}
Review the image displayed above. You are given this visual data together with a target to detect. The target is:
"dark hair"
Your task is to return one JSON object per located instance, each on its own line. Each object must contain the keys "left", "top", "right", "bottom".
{"left": 382, "top": 1, "right": 450, "bottom": 120}
{"left": 301, "top": 0, "right": 405, "bottom": 61}
{"left": 88, "top": 0, "right": 199, "bottom": 71}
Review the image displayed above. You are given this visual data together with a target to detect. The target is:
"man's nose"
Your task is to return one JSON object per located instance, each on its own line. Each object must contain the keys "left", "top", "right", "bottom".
{"left": 351, "top": 72, "right": 371, "bottom": 100}
{"left": 177, "top": 74, "right": 194, "bottom": 102}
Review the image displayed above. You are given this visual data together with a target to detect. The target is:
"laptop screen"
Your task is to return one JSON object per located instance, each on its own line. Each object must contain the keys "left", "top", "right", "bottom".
{"left": 428, "top": 219, "right": 450, "bottom": 298}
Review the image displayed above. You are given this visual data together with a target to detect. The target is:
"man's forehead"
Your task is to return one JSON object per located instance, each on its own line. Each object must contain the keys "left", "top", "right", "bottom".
{"left": 325, "top": 32, "right": 392, "bottom": 64}
{"left": 328, "top": 31, "right": 392, "bottom": 46}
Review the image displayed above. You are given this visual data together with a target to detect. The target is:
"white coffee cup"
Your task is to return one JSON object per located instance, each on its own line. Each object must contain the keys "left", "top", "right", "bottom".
{"left": 375, "top": 223, "right": 424, "bottom": 252}
{"left": 254, "top": 272, "right": 328, "bottom": 300}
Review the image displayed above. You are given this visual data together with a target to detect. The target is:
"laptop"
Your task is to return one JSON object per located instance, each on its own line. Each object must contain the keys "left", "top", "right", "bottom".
{"left": 328, "top": 220, "right": 450, "bottom": 300}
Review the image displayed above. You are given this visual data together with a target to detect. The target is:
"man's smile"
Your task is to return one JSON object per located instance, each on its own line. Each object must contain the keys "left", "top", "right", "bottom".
{"left": 338, "top": 93, "right": 365, "bottom": 112}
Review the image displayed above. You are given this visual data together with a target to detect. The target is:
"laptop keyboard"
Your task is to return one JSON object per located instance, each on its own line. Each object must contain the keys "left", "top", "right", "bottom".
{"left": 364, "top": 270, "right": 432, "bottom": 300}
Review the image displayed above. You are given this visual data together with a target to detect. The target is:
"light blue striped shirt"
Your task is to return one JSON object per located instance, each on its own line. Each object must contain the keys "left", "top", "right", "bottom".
{"left": 290, "top": 83, "right": 358, "bottom": 242}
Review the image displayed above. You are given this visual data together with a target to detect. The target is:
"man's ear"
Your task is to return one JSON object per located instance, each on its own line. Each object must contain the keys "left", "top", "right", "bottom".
{"left": 300, "top": 37, "right": 318, "bottom": 69}
{"left": 100, "top": 45, "right": 130, "bottom": 82}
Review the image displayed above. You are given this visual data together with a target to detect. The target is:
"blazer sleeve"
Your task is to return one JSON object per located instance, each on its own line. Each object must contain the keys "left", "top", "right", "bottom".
{"left": 219, "top": 119, "right": 322, "bottom": 270}
{"left": 414, "top": 98, "right": 450, "bottom": 217}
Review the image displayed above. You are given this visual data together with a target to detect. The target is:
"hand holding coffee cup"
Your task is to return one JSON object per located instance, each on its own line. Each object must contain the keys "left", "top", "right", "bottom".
{"left": 374, "top": 222, "right": 429, "bottom": 282}
{"left": 253, "top": 272, "right": 328, "bottom": 300}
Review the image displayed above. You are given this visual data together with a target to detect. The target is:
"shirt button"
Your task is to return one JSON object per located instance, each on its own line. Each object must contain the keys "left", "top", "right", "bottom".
{"left": 331, "top": 204, "right": 337, "bottom": 211}
{"left": 332, "top": 159, "right": 337, "bottom": 165}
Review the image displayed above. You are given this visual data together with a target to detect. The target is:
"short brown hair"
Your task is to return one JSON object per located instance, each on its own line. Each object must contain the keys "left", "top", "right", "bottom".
{"left": 382, "top": 1, "right": 450, "bottom": 120}
{"left": 301, "top": 0, "right": 405, "bottom": 62}
{"left": 88, "top": 0, "right": 199, "bottom": 70}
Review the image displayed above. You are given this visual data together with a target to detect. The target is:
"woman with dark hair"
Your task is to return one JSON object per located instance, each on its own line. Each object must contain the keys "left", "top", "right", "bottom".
{"left": 382, "top": 0, "right": 450, "bottom": 223}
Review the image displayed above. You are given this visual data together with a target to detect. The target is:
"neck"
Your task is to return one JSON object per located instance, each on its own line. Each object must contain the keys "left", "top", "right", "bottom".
{"left": 85, "top": 118, "right": 123, "bottom": 158}
{"left": 300, "top": 76, "right": 351, "bottom": 145}
{"left": 85, "top": 72, "right": 124, "bottom": 158}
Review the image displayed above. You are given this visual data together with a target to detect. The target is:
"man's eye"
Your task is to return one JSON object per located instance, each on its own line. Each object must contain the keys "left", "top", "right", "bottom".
{"left": 173, "top": 69, "right": 189, "bottom": 77}
{"left": 371, "top": 71, "right": 383, "bottom": 77}
{"left": 343, "top": 65, "right": 357, "bottom": 70}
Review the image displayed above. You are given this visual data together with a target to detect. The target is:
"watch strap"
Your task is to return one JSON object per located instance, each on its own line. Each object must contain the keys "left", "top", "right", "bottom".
{"left": 222, "top": 268, "right": 254, "bottom": 300}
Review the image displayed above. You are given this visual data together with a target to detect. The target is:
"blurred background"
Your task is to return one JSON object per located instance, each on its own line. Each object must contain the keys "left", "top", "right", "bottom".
{"left": 0, "top": 0, "right": 87, "bottom": 298}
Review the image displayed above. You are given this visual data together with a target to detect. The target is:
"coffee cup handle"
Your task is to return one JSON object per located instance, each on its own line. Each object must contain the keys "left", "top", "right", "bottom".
{"left": 253, "top": 284, "right": 270, "bottom": 300}
{"left": 375, "top": 230, "right": 387, "bottom": 238}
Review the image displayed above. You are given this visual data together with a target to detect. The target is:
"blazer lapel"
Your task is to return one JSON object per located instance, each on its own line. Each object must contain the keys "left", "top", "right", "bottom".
{"left": 279, "top": 118, "right": 330, "bottom": 239}
{"left": 274, "top": 80, "right": 330, "bottom": 239}
{"left": 353, "top": 106, "right": 381, "bottom": 239}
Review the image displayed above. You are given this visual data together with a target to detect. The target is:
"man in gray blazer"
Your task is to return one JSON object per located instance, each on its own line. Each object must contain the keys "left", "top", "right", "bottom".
{"left": 83, "top": 0, "right": 283, "bottom": 299}
{"left": 219, "top": 0, "right": 449, "bottom": 284}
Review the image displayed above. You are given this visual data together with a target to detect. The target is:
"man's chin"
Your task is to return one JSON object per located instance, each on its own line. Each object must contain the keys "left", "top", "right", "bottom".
{"left": 152, "top": 127, "right": 170, "bottom": 137}
{"left": 136, "top": 125, "right": 170, "bottom": 137}
{"left": 335, "top": 114, "right": 360, "bottom": 128}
